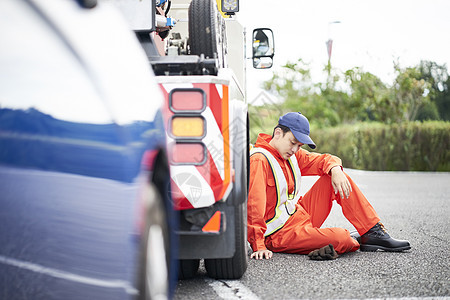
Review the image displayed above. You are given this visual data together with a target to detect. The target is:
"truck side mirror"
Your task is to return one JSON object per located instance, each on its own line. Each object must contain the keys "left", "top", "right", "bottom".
{"left": 252, "top": 28, "right": 274, "bottom": 69}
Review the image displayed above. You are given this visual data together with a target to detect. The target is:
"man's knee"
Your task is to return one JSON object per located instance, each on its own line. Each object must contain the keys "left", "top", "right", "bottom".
{"left": 330, "top": 228, "right": 360, "bottom": 253}
{"left": 326, "top": 228, "right": 351, "bottom": 243}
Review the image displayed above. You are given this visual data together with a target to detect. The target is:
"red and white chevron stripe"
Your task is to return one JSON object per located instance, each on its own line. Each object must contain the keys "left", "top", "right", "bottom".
{"left": 158, "top": 77, "right": 232, "bottom": 210}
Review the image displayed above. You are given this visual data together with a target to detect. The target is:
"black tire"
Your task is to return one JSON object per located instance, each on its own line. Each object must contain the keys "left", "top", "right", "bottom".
{"left": 246, "top": 114, "right": 250, "bottom": 193}
{"left": 188, "top": 0, "right": 227, "bottom": 68}
{"left": 178, "top": 259, "right": 200, "bottom": 279}
{"left": 152, "top": 150, "right": 178, "bottom": 297}
{"left": 137, "top": 183, "right": 170, "bottom": 300}
{"left": 204, "top": 201, "right": 248, "bottom": 279}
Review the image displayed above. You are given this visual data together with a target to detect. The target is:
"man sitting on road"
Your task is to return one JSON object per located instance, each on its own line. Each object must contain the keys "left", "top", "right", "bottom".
{"left": 248, "top": 112, "right": 411, "bottom": 260}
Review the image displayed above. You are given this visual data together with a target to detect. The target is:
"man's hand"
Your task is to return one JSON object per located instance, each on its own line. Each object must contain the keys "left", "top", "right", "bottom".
{"left": 250, "top": 249, "right": 273, "bottom": 260}
{"left": 330, "top": 166, "right": 352, "bottom": 199}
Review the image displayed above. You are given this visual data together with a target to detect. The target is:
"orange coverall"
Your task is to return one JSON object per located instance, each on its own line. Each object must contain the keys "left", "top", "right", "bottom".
{"left": 248, "top": 133, "right": 381, "bottom": 254}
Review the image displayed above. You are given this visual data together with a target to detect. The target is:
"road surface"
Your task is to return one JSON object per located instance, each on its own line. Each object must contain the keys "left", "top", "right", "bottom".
{"left": 174, "top": 170, "right": 450, "bottom": 299}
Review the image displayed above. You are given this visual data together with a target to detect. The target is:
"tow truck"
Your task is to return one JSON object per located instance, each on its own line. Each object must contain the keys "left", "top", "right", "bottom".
{"left": 107, "top": 0, "right": 275, "bottom": 279}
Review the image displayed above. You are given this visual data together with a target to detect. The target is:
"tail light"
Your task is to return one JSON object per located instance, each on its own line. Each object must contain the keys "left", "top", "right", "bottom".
{"left": 169, "top": 89, "right": 205, "bottom": 112}
{"left": 170, "top": 143, "right": 206, "bottom": 164}
{"left": 168, "top": 88, "right": 207, "bottom": 165}
{"left": 170, "top": 116, "right": 205, "bottom": 138}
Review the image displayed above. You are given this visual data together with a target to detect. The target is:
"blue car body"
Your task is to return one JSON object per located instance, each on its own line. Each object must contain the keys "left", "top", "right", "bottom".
{"left": 0, "top": 0, "right": 175, "bottom": 299}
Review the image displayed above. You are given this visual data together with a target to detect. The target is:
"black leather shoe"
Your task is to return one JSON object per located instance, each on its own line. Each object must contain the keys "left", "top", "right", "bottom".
{"left": 360, "top": 222, "right": 411, "bottom": 252}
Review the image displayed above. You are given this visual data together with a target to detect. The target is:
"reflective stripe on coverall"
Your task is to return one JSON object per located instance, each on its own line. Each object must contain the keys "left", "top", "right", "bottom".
{"left": 250, "top": 147, "right": 301, "bottom": 236}
{"left": 247, "top": 133, "right": 381, "bottom": 254}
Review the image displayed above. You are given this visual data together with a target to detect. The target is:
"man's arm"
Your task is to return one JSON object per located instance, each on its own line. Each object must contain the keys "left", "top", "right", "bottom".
{"left": 247, "top": 154, "right": 272, "bottom": 259}
{"left": 297, "top": 148, "right": 352, "bottom": 199}
{"left": 296, "top": 148, "right": 342, "bottom": 176}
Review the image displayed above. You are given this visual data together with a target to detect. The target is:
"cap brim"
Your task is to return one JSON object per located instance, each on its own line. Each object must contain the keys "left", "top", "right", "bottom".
{"left": 291, "top": 130, "right": 316, "bottom": 149}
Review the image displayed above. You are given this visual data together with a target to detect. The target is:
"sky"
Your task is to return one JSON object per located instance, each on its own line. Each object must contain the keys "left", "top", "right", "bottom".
{"left": 235, "top": 0, "right": 450, "bottom": 104}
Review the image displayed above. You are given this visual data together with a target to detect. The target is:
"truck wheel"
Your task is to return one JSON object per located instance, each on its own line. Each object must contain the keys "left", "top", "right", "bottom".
{"left": 178, "top": 259, "right": 200, "bottom": 279}
{"left": 188, "top": 0, "right": 226, "bottom": 68}
{"left": 204, "top": 201, "right": 248, "bottom": 279}
{"left": 138, "top": 183, "right": 170, "bottom": 300}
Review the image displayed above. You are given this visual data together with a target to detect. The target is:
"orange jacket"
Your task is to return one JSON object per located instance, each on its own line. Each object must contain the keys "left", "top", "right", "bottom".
{"left": 248, "top": 133, "right": 342, "bottom": 251}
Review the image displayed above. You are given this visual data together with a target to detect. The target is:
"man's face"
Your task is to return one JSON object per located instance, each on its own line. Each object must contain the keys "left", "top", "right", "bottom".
{"left": 270, "top": 129, "right": 304, "bottom": 160}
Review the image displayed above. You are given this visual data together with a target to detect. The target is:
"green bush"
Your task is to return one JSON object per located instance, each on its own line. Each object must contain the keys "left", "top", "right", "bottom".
{"left": 311, "top": 121, "right": 450, "bottom": 171}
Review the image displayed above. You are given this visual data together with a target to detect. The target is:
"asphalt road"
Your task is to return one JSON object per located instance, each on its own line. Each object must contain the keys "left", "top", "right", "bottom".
{"left": 173, "top": 169, "right": 450, "bottom": 299}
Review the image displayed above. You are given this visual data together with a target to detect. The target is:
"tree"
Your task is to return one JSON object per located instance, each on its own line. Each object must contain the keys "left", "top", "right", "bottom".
{"left": 259, "top": 58, "right": 448, "bottom": 127}
{"left": 344, "top": 68, "right": 390, "bottom": 122}
{"left": 392, "top": 63, "right": 431, "bottom": 122}
{"left": 416, "top": 60, "right": 450, "bottom": 121}
{"left": 263, "top": 59, "right": 344, "bottom": 128}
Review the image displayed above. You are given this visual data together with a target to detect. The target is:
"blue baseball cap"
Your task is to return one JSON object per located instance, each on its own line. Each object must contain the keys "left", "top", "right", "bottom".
{"left": 278, "top": 112, "right": 316, "bottom": 149}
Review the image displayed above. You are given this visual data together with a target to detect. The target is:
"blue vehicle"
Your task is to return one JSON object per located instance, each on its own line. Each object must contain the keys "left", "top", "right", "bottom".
{"left": 0, "top": 0, "right": 177, "bottom": 299}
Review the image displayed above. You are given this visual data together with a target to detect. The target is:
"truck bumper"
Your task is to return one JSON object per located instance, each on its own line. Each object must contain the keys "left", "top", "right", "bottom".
{"left": 177, "top": 201, "right": 237, "bottom": 259}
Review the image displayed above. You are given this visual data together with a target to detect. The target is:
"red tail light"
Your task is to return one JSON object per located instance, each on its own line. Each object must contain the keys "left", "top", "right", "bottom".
{"left": 170, "top": 143, "right": 206, "bottom": 164}
{"left": 169, "top": 89, "right": 205, "bottom": 112}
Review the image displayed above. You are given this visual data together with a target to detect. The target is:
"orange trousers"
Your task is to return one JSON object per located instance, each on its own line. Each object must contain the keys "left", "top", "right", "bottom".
{"left": 265, "top": 173, "right": 380, "bottom": 254}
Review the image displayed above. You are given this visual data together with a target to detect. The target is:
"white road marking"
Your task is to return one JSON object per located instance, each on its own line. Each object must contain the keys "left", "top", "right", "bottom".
{"left": 205, "top": 277, "right": 450, "bottom": 300}
{"left": 205, "top": 278, "right": 260, "bottom": 300}
{"left": 0, "top": 255, "right": 138, "bottom": 295}
{"left": 366, "top": 298, "right": 450, "bottom": 300}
